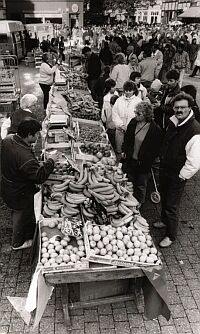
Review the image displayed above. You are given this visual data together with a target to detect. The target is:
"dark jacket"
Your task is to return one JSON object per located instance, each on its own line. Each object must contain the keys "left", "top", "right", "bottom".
{"left": 154, "top": 83, "right": 181, "bottom": 131}
{"left": 8, "top": 108, "right": 38, "bottom": 134}
{"left": 161, "top": 115, "right": 200, "bottom": 174}
{"left": 86, "top": 52, "right": 102, "bottom": 80}
{"left": 123, "top": 119, "right": 163, "bottom": 172}
{"left": 1, "top": 134, "right": 54, "bottom": 210}
{"left": 99, "top": 47, "right": 113, "bottom": 66}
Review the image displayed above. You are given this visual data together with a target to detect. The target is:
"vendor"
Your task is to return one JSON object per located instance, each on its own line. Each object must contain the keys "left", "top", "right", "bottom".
{"left": 39, "top": 53, "right": 58, "bottom": 113}
{"left": 1, "top": 118, "right": 58, "bottom": 250}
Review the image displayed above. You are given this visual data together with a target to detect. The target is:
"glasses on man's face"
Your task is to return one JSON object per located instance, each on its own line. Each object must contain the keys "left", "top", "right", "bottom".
{"left": 173, "top": 106, "right": 190, "bottom": 111}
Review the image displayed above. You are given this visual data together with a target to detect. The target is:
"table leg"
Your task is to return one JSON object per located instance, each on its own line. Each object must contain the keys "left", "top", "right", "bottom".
{"left": 61, "top": 284, "right": 71, "bottom": 329}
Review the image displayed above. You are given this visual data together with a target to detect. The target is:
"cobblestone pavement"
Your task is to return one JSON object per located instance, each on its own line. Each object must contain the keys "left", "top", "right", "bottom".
{"left": 0, "top": 66, "right": 200, "bottom": 334}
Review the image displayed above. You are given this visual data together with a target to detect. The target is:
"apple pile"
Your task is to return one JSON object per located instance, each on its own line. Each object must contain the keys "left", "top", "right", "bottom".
{"left": 87, "top": 222, "right": 160, "bottom": 265}
{"left": 79, "top": 143, "right": 112, "bottom": 159}
{"left": 52, "top": 161, "right": 76, "bottom": 176}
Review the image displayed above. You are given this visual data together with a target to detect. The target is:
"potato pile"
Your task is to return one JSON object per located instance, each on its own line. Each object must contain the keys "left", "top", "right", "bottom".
{"left": 87, "top": 222, "right": 160, "bottom": 265}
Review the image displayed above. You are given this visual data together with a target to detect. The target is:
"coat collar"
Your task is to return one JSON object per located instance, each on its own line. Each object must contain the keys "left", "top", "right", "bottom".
{"left": 170, "top": 110, "right": 194, "bottom": 127}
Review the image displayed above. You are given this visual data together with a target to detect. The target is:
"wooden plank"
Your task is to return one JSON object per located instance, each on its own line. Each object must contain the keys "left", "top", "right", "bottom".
{"left": 68, "top": 294, "right": 134, "bottom": 309}
{"left": 61, "top": 284, "right": 71, "bottom": 329}
{"left": 45, "top": 267, "right": 146, "bottom": 285}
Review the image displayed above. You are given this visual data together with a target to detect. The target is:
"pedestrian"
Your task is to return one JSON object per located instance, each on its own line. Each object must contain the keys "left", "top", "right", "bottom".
{"left": 153, "top": 93, "right": 200, "bottom": 247}
{"left": 189, "top": 45, "right": 200, "bottom": 77}
{"left": 40, "top": 36, "right": 49, "bottom": 53}
{"left": 112, "top": 80, "right": 141, "bottom": 161}
{"left": 99, "top": 41, "right": 113, "bottom": 66}
{"left": 171, "top": 41, "right": 190, "bottom": 87}
{"left": 189, "top": 38, "right": 198, "bottom": 70}
{"left": 39, "top": 53, "right": 58, "bottom": 113}
{"left": 129, "top": 71, "right": 147, "bottom": 101}
{"left": 128, "top": 54, "right": 141, "bottom": 73}
{"left": 138, "top": 47, "right": 158, "bottom": 89}
{"left": 154, "top": 70, "right": 180, "bottom": 131}
{"left": 110, "top": 53, "right": 131, "bottom": 94}
{"left": 1, "top": 118, "right": 58, "bottom": 250}
{"left": 181, "top": 85, "right": 200, "bottom": 123}
{"left": 94, "top": 66, "right": 111, "bottom": 109}
{"left": 82, "top": 46, "right": 102, "bottom": 101}
{"left": 151, "top": 42, "right": 163, "bottom": 78}
{"left": 122, "top": 101, "right": 163, "bottom": 206}
{"left": 59, "top": 36, "right": 65, "bottom": 63}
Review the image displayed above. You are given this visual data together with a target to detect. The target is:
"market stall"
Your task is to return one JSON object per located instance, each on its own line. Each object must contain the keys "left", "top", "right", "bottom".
{"left": 26, "top": 75, "right": 170, "bottom": 329}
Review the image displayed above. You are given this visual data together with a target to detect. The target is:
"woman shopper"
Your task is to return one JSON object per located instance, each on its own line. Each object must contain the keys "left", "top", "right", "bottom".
{"left": 112, "top": 80, "right": 141, "bottom": 160}
{"left": 122, "top": 102, "right": 163, "bottom": 206}
{"left": 110, "top": 53, "right": 131, "bottom": 94}
{"left": 39, "top": 53, "right": 58, "bottom": 113}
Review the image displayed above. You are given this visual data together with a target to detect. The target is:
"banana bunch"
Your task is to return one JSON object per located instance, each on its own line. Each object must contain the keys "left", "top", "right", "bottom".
{"left": 61, "top": 193, "right": 87, "bottom": 218}
{"left": 111, "top": 211, "right": 135, "bottom": 228}
{"left": 134, "top": 216, "right": 149, "bottom": 234}
{"left": 43, "top": 200, "right": 63, "bottom": 218}
{"left": 126, "top": 181, "right": 134, "bottom": 193}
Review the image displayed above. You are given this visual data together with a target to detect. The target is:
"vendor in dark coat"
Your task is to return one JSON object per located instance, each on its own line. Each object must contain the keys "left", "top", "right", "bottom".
{"left": 122, "top": 102, "right": 163, "bottom": 205}
{"left": 1, "top": 118, "right": 58, "bottom": 250}
{"left": 154, "top": 70, "right": 180, "bottom": 131}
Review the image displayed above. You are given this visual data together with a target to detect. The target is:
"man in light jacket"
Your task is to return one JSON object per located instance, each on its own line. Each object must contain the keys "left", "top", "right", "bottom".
{"left": 153, "top": 93, "right": 200, "bottom": 247}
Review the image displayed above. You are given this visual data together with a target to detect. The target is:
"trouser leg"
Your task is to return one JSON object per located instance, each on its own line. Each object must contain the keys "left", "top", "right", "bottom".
{"left": 190, "top": 66, "right": 200, "bottom": 77}
{"left": 178, "top": 69, "right": 185, "bottom": 88}
{"left": 159, "top": 170, "right": 186, "bottom": 241}
{"left": 134, "top": 171, "right": 150, "bottom": 204}
{"left": 39, "top": 84, "right": 51, "bottom": 110}
{"left": 88, "top": 79, "right": 98, "bottom": 101}
{"left": 12, "top": 199, "right": 36, "bottom": 248}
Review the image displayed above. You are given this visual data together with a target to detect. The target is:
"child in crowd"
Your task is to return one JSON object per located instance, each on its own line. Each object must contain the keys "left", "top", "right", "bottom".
{"left": 130, "top": 71, "right": 147, "bottom": 101}
{"left": 101, "top": 79, "right": 118, "bottom": 149}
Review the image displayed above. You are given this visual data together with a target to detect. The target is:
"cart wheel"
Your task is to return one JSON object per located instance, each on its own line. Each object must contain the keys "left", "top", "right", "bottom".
{"left": 150, "top": 191, "right": 161, "bottom": 204}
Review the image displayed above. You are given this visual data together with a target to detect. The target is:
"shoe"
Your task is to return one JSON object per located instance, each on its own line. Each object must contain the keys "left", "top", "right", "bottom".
{"left": 12, "top": 239, "right": 32, "bottom": 250}
{"left": 189, "top": 75, "right": 194, "bottom": 77}
{"left": 159, "top": 237, "right": 173, "bottom": 248}
{"left": 153, "top": 221, "right": 166, "bottom": 229}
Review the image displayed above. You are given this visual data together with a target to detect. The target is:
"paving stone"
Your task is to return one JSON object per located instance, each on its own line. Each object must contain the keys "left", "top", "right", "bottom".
{"left": 98, "top": 304, "right": 112, "bottom": 315}
{"left": 70, "top": 308, "right": 84, "bottom": 316}
{"left": 100, "top": 329, "right": 116, "bottom": 334}
{"left": 187, "top": 254, "right": 200, "bottom": 264}
{"left": 0, "top": 312, "right": 11, "bottom": 326}
{"left": 111, "top": 302, "right": 125, "bottom": 309}
{"left": 168, "top": 265, "right": 183, "bottom": 276}
{"left": 130, "top": 327, "right": 147, "bottom": 334}
{"left": 115, "top": 321, "right": 131, "bottom": 334}
{"left": 158, "top": 315, "right": 174, "bottom": 327}
{"left": 84, "top": 309, "right": 98, "bottom": 322}
{"left": 190, "top": 322, "right": 200, "bottom": 334}
{"left": 172, "top": 275, "right": 187, "bottom": 286}
{"left": 43, "top": 305, "right": 55, "bottom": 317}
{"left": 174, "top": 317, "right": 192, "bottom": 333}
{"left": 167, "top": 281, "right": 176, "bottom": 292}
{"left": 0, "top": 325, "right": 9, "bottom": 334}
{"left": 182, "top": 269, "right": 198, "bottom": 279}
{"left": 85, "top": 322, "right": 100, "bottom": 334}
{"left": 9, "top": 317, "right": 25, "bottom": 332}
{"left": 144, "top": 319, "right": 161, "bottom": 333}
{"left": 113, "top": 308, "right": 127, "bottom": 322}
{"left": 180, "top": 296, "right": 198, "bottom": 310}
{"left": 187, "top": 279, "right": 200, "bottom": 291}
{"left": 70, "top": 330, "right": 85, "bottom": 334}
{"left": 161, "top": 326, "right": 178, "bottom": 334}
{"left": 24, "top": 324, "right": 40, "bottom": 333}
{"left": 70, "top": 316, "right": 84, "bottom": 330}
{"left": 176, "top": 285, "right": 192, "bottom": 297}
{"left": 168, "top": 292, "right": 181, "bottom": 305}
{"left": 1, "top": 288, "right": 16, "bottom": 299}
{"left": 54, "top": 323, "right": 68, "bottom": 334}
{"left": 39, "top": 317, "right": 55, "bottom": 334}
{"left": 99, "top": 315, "right": 114, "bottom": 329}
{"left": 128, "top": 314, "right": 144, "bottom": 328}
{"left": 125, "top": 300, "right": 138, "bottom": 314}
{"left": 55, "top": 309, "right": 64, "bottom": 323}
{"left": 170, "top": 304, "right": 186, "bottom": 318}
{"left": 185, "top": 309, "right": 200, "bottom": 323}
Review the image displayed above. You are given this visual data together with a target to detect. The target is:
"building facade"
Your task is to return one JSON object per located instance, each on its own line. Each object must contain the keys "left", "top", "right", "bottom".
{"left": 6, "top": 0, "right": 84, "bottom": 27}
{"left": 135, "top": 0, "right": 162, "bottom": 25}
{"left": 0, "top": 0, "right": 6, "bottom": 19}
{"left": 161, "top": 0, "right": 191, "bottom": 23}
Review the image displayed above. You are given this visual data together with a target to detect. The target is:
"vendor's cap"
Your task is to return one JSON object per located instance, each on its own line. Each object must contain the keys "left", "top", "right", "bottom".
{"left": 150, "top": 79, "right": 162, "bottom": 92}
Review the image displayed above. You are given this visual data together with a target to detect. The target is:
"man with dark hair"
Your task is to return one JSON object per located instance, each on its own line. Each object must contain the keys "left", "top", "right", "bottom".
{"left": 154, "top": 69, "right": 181, "bottom": 131}
{"left": 82, "top": 47, "right": 102, "bottom": 101}
{"left": 154, "top": 93, "right": 200, "bottom": 247}
{"left": 1, "top": 118, "right": 58, "bottom": 250}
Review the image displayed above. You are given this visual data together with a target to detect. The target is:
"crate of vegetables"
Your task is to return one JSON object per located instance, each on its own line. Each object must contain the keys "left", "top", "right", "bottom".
{"left": 39, "top": 218, "right": 89, "bottom": 273}
{"left": 77, "top": 142, "right": 114, "bottom": 163}
{"left": 84, "top": 222, "right": 161, "bottom": 268}
{"left": 74, "top": 119, "right": 108, "bottom": 144}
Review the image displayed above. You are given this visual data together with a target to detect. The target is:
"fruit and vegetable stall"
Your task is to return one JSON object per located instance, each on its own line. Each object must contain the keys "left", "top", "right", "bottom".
{"left": 29, "top": 80, "right": 170, "bottom": 328}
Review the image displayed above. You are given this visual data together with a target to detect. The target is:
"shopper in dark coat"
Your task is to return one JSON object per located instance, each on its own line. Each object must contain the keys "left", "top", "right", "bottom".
{"left": 82, "top": 46, "right": 102, "bottom": 101}
{"left": 1, "top": 119, "right": 58, "bottom": 250}
{"left": 99, "top": 42, "right": 113, "bottom": 66}
{"left": 122, "top": 101, "right": 163, "bottom": 205}
{"left": 181, "top": 85, "right": 200, "bottom": 123}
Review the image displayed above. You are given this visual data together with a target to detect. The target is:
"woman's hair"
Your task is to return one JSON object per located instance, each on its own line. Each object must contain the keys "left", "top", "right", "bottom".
{"left": 181, "top": 85, "right": 197, "bottom": 101}
{"left": 42, "top": 52, "right": 49, "bottom": 62}
{"left": 130, "top": 71, "right": 141, "bottom": 82}
{"left": 166, "top": 69, "right": 179, "bottom": 81}
{"left": 20, "top": 94, "right": 38, "bottom": 109}
{"left": 135, "top": 102, "right": 154, "bottom": 122}
{"left": 110, "top": 94, "right": 119, "bottom": 106}
{"left": 123, "top": 81, "right": 138, "bottom": 96}
{"left": 104, "top": 78, "right": 116, "bottom": 95}
{"left": 17, "top": 118, "right": 42, "bottom": 138}
{"left": 172, "top": 92, "right": 194, "bottom": 108}
{"left": 114, "top": 52, "right": 126, "bottom": 64}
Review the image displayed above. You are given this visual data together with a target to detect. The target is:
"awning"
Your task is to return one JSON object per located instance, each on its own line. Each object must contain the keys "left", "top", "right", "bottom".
{"left": 179, "top": 6, "right": 200, "bottom": 18}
